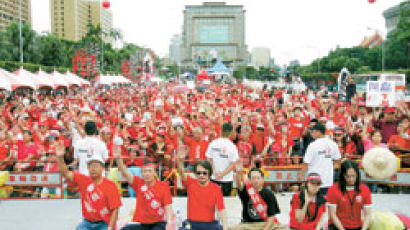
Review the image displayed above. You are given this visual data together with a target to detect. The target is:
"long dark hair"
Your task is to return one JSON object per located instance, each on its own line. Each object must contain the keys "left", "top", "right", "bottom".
{"left": 338, "top": 160, "right": 361, "bottom": 194}
{"left": 297, "top": 173, "right": 326, "bottom": 222}
{"left": 350, "top": 133, "right": 364, "bottom": 155}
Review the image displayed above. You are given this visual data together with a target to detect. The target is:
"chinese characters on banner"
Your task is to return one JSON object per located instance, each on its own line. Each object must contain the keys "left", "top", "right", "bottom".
{"left": 366, "top": 81, "right": 397, "bottom": 107}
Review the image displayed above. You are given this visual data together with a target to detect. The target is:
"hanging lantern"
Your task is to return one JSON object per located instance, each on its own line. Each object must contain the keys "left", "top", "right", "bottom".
{"left": 102, "top": 0, "right": 110, "bottom": 9}
{"left": 368, "top": 0, "right": 375, "bottom": 3}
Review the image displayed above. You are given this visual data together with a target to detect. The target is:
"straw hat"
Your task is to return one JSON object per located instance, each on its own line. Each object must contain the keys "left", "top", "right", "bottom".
{"left": 362, "top": 147, "right": 398, "bottom": 180}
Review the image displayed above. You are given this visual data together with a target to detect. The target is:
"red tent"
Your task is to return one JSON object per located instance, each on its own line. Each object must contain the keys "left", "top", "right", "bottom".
{"left": 196, "top": 71, "right": 209, "bottom": 80}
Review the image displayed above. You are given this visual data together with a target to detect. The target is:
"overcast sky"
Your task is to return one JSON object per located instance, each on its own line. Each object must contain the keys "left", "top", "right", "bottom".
{"left": 31, "top": 0, "right": 404, "bottom": 66}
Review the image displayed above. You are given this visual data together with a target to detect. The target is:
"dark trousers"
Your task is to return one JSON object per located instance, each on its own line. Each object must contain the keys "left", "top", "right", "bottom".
{"left": 211, "top": 180, "right": 232, "bottom": 196}
{"left": 179, "top": 220, "right": 223, "bottom": 230}
{"left": 121, "top": 222, "right": 166, "bottom": 230}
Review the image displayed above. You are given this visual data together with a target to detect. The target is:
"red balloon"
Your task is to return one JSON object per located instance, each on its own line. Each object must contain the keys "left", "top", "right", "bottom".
{"left": 102, "top": 0, "right": 110, "bottom": 9}
{"left": 368, "top": 0, "right": 375, "bottom": 3}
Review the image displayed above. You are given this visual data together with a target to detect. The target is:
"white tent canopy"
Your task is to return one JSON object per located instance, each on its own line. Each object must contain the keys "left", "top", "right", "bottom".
{"left": 0, "top": 68, "right": 28, "bottom": 90}
{"left": 150, "top": 77, "right": 163, "bottom": 83}
{"left": 0, "top": 68, "right": 93, "bottom": 91}
{"left": 97, "top": 75, "right": 131, "bottom": 85}
{"left": 65, "top": 72, "right": 91, "bottom": 86}
{"left": 13, "top": 67, "right": 39, "bottom": 89}
{"left": 61, "top": 71, "right": 81, "bottom": 87}
{"left": 0, "top": 71, "right": 12, "bottom": 91}
{"left": 35, "top": 70, "right": 57, "bottom": 89}
{"left": 49, "top": 71, "right": 69, "bottom": 89}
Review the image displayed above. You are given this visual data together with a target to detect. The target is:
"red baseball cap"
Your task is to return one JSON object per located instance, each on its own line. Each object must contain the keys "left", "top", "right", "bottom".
{"left": 384, "top": 107, "right": 396, "bottom": 113}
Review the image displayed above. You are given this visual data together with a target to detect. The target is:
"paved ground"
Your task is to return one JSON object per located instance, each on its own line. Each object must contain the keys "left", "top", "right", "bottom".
{"left": 1, "top": 194, "right": 409, "bottom": 230}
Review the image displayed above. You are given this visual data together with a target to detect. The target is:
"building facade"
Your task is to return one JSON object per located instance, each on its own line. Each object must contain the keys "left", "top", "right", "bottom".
{"left": 169, "top": 34, "right": 182, "bottom": 64}
{"left": 181, "top": 2, "right": 247, "bottom": 69}
{"left": 251, "top": 47, "right": 271, "bottom": 69}
{"left": 383, "top": 1, "right": 410, "bottom": 34}
{"left": 358, "top": 33, "right": 383, "bottom": 48}
{"left": 0, "top": 0, "right": 31, "bottom": 31}
{"left": 50, "top": 0, "right": 113, "bottom": 43}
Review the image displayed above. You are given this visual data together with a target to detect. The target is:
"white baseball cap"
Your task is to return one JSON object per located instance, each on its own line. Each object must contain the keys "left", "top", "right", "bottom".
{"left": 86, "top": 154, "right": 105, "bottom": 165}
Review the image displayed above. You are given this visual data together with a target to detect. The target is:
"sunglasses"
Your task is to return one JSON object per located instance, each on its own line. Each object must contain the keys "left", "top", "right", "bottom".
{"left": 335, "top": 133, "right": 343, "bottom": 136}
{"left": 195, "top": 171, "right": 208, "bottom": 176}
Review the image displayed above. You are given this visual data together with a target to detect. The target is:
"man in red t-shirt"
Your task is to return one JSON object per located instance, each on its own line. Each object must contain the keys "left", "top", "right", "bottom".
{"left": 114, "top": 146, "right": 174, "bottom": 230}
{"left": 185, "top": 127, "right": 209, "bottom": 165}
{"left": 177, "top": 146, "right": 228, "bottom": 230}
{"left": 56, "top": 141, "right": 121, "bottom": 230}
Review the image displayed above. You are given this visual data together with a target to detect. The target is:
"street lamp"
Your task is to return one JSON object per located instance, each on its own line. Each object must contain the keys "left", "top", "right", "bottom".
{"left": 367, "top": 27, "right": 385, "bottom": 71}
{"left": 18, "top": 0, "right": 23, "bottom": 63}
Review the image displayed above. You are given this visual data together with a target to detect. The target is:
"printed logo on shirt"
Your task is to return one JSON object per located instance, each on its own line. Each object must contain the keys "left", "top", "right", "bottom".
{"left": 219, "top": 153, "right": 229, "bottom": 158}
{"left": 356, "top": 195, "right": 362, "bottom": 203}
{"left": 247, "top": 200, "right": 261, "bottom": 220}
{"left": 151, "top": 200, "right": 159, "bottom": 209}
{"left": 87, "top": 184, "right": 95, "bottom": 192}
{"left": 79, "top": 149, "right": 89, "bottom": 154}
{"left": 211, "top": 147, "right": 221, "bottom": 153}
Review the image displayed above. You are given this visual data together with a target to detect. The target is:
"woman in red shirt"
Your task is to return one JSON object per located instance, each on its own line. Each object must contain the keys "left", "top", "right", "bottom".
{"left": 275, "top": 123, "right": 294, "bottom": 165}
{"left": 14, "top": 130, "right": 39, "bottom": 172}
{"left": 333, "top": 128, "right": 356, "bottom": 161}
{"left": 327, "top": 160, "right": 372, "bottom": 230}
{"left": 290, "top": 173, "right": 326, "bottom": 230}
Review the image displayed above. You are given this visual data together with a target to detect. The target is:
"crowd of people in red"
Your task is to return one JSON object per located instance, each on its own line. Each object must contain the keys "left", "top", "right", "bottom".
{"left": 0, "top": 81, "right": 409, "bottom": 194}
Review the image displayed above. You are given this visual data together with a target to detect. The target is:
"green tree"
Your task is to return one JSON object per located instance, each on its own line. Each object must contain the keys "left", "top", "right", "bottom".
{"left": 385, "top": 3, "right": 410, "bottom": 69}
{"left": 38, "top": 34, "right": 65, "bottom": 67}
{"left": 344, "top": 57, "right": 361, "bottom": 72}
{"left": 6, "top": 22, "right": 41, "bottom": 63}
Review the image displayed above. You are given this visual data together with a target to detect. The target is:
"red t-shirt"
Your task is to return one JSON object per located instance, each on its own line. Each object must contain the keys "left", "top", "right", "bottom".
{"left": 130, "top": 176, "right": 172, "bottom": 224}
{"left": 289, "top": 117, "right": 305, "bottom": 139}
{"left": 237, "top": 140, "right": 253, "bottom": 167}
{"left": 17, "top": 141, "right": 38, "bottom": 166}
{"left": 183, "top": 176, "right": 224, "bottom": 222}
{"left": 185, "top": 137, "right": 209, "bottom": 163}
{"left": 388, "top": 135, "right": 410, "bottom": 151}
{"left": 73, "top": 173, "right": 122, "bottom": 222}
{"left": 289, "top": 192, "right": 326, "bottom": 230}
{"left": 0, "top": 143, "right": 9, "bottom": 161}
{"left": 327, "top": 183, "right": 372, "bottom": 229}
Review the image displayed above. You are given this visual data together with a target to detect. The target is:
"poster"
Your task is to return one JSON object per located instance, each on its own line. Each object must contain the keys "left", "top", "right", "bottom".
{"left": 366, "top": 81, "right": 396, "bottom": 107}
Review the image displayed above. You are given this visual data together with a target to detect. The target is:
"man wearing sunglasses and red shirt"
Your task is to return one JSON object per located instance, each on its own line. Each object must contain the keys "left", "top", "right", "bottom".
{"left": 177, "top": 145, "right": 228, "bottom": 230}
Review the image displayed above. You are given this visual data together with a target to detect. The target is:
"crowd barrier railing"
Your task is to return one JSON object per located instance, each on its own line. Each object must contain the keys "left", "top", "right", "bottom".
{"left": 1, "top": 154, "right": 409, "bottom": 199}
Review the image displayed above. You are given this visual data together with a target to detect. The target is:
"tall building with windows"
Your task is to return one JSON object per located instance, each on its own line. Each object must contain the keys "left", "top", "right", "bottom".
{"left": 169, "top": 34, "right": 182, "bottom": 64}
{"left": 251, "top": 47, "right": 271, "bottom": 69}
{"left": 50, "top": 0, "right": 113, "bottom": 43}
{"left": 181, "top": 2, "right": 247, "bottom": 69}
{"left": 0, "top": 0, "right": 31, "bottom": 31}
{"left": 383, "top": 1, "right": 410, "bottom": 34}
